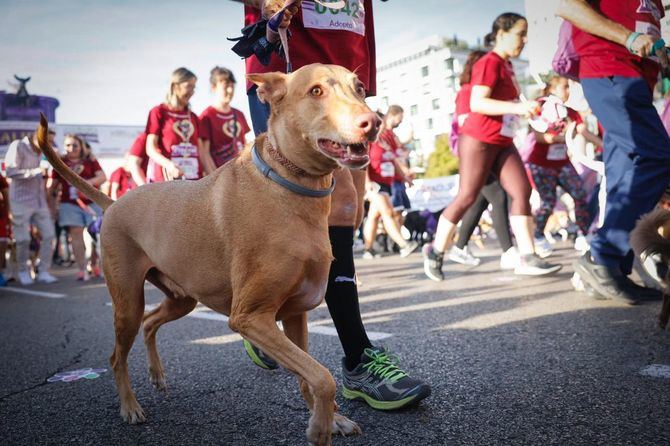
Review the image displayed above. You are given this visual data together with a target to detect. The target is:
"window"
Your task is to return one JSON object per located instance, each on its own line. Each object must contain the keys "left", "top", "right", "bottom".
{"left": 444, "top": 58, "right": 454, "bottom": 71}
{"left": 410, "top": 104, "right": 418, "bottom": 116}
{"left": 421, "top": 66, "right": 429, "bottom": 77}
{"left": 432, "top": 99, "right": 440, "bottom": 110}
{"left": 427, "top": 118, "right": 433, "bottom": 130}
{"left": 445, "top": 77, "right": 454, "bottom": 89}
{"left": 382, "top": 96, "right": 389, "bottom": 108}
{"left": 413, "top": 139, "right": 422, "bottom": 151}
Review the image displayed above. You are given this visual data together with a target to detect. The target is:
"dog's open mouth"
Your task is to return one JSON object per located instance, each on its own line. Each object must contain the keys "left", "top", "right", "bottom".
{"left": 317, "top": 139, "right": 370, "bottom": 167}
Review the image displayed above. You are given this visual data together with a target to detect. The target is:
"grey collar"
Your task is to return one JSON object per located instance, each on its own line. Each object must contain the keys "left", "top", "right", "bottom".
{"left": 251, "top": 145, "right": 335, "bottom": 198}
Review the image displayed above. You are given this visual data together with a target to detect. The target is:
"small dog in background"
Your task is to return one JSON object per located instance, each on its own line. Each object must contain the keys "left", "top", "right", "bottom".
{"left": 630, "top": 207, "right": 670, "bottom": 329}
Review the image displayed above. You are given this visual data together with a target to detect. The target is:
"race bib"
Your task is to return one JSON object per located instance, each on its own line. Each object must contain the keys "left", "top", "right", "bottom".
{"left": 501, "top": 114, "right": 520, "bottom": 138}
{"left": 171, "top": 143, "right": 199, "bottom": 180}
{"left": 547, "top": 143, "right": 568, "bottom": 161}
{"left": 302, "top": 0, "right": 366, "bottom": 36}
{"left": 380, "top": 161, "right": 395, "bottom": 178}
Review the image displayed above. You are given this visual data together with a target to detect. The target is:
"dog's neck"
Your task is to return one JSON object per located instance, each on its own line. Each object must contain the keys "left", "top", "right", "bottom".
{"left": 265, "top": 138, "right": 316, "bottom": 178}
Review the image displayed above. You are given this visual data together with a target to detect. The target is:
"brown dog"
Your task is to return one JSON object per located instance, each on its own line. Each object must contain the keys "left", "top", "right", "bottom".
{"left": 630, "top": 207, "right": 670, "bottom": 329}
{"left": 36, "top": 63, "right": 381, "bottom": 445}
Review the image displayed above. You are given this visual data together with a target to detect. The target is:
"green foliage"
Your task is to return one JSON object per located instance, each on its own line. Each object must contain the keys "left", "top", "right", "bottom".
{"left": 424, "top": 134, "right": 459, "bottom": 178}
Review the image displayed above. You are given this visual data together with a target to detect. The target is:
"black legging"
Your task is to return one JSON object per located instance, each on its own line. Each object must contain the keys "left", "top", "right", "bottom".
{"left": 455, "top": 176, "right": 513, "bottom": 252}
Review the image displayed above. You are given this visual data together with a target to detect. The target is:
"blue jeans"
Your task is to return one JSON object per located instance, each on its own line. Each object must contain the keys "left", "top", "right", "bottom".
{"left": 247, "top": 86, "right": 271, "bottom": 136}
{"left": 581, "top": 76, "right": 670, "bottom": 274}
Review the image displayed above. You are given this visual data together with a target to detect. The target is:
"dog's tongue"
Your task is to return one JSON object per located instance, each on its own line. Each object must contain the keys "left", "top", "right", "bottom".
{"left": 321, "top": 139, "right": 344, "bottom": 153}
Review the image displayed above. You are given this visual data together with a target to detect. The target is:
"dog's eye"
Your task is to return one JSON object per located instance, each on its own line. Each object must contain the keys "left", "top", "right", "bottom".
{"left": 355, "top": 85, "right": 366, "bottom": 98}
{"left": 310, "top": 86, "right": 323, "bottom": 97}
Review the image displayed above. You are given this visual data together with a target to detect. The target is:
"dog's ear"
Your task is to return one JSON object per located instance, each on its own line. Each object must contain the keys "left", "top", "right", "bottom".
{"left": 247, "top": 72, "right": 287, "bottom": 105}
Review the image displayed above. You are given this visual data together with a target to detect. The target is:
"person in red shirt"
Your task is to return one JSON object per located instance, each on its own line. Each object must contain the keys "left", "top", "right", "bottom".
{"left": 449, "top": 50, "right": 516, "bottom": 269}
{"left": 236, "top": 0, "right": 429, "bottom": 411}
{"left": 127, "top": 133, "right": 148, "bottom": 186}
{"left": 424, "top": 12, "right": 562, "bottom": 281}
{"left": 0, "top": 173, "right": 9, "bottom": 286}
{"left": 363, "top": 107, "right": 418, "bottom": 259}
{"left": 145, "top": 68, "right": 200, "bottom": 182}
{"left": 526, "top": 76, "right": 596, "bottom": 254}
{"left": 198, "top": 67, "right": 251, "bottom": 174}
{"left": 48, "top": 134, "right": 106, "bottom": 281}
{"left": 558, "top": 0, "right": 670, "bottom": 303}
{"left": 109, "top": 154, "right": 138, "bottom": 201}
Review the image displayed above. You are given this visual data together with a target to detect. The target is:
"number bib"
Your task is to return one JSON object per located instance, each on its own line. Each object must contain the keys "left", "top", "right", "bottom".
{"left": 302, "top": 0, "right": 366, "bottom": 36}
{"left": 171, "top": 143, "right": 199, "bottom": 180}
{"left": 380, "top": 161, "right": 395, "bottom": 178}
{"left": 500, "top": 114, "right": 520, "bottom": 138}
{"left": 546, "top": 143, "right": 568, "bottom": 161}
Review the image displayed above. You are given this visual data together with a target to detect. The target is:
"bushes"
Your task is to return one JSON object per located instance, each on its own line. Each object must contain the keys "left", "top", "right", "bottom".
{"left": 424, "top": 133, "right": 459, "bottom": 178}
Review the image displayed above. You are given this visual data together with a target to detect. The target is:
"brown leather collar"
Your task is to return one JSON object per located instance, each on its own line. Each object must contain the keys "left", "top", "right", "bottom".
{"left": 265, "top": 138, "right": 316, "bottom": 177}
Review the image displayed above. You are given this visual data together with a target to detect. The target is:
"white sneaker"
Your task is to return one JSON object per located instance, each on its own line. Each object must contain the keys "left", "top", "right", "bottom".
{"left": 534, "top": 237, "right": 553, "bottom": 258}
{"left": 448, "top": 245, "right": 481, "bottom": 266}
{"left": 500, "top": 247, "right": 520, "bottom": 270}
{"left": 18, "top": 271, "right": 34, "bottom": 286}
{"left": 37, "top": 271, "right": 58, "bottom": 284}
{"left": 514, "top": 254, "right": 562, "bottom": 276}
{"left": 573, "top": 234, "right": 589, "bottom": 253}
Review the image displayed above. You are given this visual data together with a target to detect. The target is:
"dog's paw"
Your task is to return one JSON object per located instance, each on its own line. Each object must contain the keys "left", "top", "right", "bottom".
{"left": 332, "top": 413, "right": 361, "bottom": 436}
{"left": 149, "top": 370, "right": 167, "bottom": 392}
{"left": 120, "top": 401, "right": 146, "bottom": 424}
{"left": 306, "top": 423, "right": 332, "bottom": 446}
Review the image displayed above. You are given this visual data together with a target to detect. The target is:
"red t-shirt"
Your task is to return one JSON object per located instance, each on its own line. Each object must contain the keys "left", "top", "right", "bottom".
{"left": 109, "top": 167, "right": 136, "bottom": 200}
{"left": 527, "top": 98, "right": 583, "bottom": 169}
{"left": 573, "top": 0, "right": 663, "bottom": 90}
{"left": 51, "top": 157, "right": 103, "bottom": 205}
{"left": 244, "top": 0, "right": 376, "bottom": 95}
{"left": 198, "top": 107, "right": 250, "bottom": 168}
{"left": 0, "top": 173, "right": 8, "bottom": 218}
{"left": 128, "top": 133, "right": 149, "bottom": 173}
{"left": 368, "top": 129, "right": 397, "bottom": 186}
{"left": 460, "top": 52, "right": 520, "bottom": 146}
{"left": 145, "top": 104, "right": 200, "bottom": 182}
{"left": 455, "top": 83, "right": 472, "bottom": 117}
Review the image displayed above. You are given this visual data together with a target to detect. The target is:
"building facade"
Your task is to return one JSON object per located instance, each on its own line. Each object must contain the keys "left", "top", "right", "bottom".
{"left": 368, "top": 35, "right": 530, "bottom": 158}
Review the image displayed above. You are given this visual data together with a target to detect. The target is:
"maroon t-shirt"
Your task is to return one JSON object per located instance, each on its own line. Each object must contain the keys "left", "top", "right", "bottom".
{"left": 51, "top": 157, "right": 103, "bottom": 205}
{"left": 109, "top": 167, "right": 136, "bottom": 199}
{"left": 145, "top": 104, "right": 200, "bottom": 182}
{"left": 244, "top": 1, "right": 376, "bottom": 95}
{"left": 573, "top": 0, "right": 663, "bottom": 90}
{"left": 128, "top": 133, "right": 149, "bottom": 173}
{"left": 460, "top": 52, "right": 520, "bottom": 146}
{"left": 368, "top": 129, "right": 397, "bottom": 187}
{"left": 527, "top": 99, "right": 583, "bottom": 169}
{"left": 198, "top": 107, "right": 250, "bottom": 167}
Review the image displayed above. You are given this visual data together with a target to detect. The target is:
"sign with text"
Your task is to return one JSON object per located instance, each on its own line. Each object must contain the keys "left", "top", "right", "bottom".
{"left": 405, "top": 175, "right": 460, "bottom": 213}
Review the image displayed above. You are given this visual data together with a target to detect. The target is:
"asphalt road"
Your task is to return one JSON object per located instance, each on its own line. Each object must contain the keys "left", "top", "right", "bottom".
{"left": 1, "top": 242, "right": 669, "bottom": 446}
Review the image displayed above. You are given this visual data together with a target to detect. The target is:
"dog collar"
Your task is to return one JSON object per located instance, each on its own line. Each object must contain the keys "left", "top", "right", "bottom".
{"left": 251, "top": 145, "right": 335, "bottom": 198}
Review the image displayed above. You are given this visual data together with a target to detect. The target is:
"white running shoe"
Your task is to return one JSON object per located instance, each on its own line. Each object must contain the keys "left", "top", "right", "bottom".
{"left": 573, "top": 234, "right": 589, "bottom": 253}
{"left": 399, "top": 240, "right": 419, "bottom": 258}
{"left": 448, "top": 245, "right": 481, "bottom": 266}
{"left": 37, "top": 271, "right": 58, "bottom": 284}
{"left": 500, "top": 247, "right": 520, "bottom": 270}
{"left": 533, "top": 237, "right": 553, "bottom": 258}
{"left": 514, "top": 254, "right": 562, "bottom": 276}
{"left": 18, "top": 270, "right": 34, "bottom": 286}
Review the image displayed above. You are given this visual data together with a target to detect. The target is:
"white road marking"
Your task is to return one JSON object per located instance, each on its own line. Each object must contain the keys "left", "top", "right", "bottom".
{"left": 639, "top": 364, "right": 670, "bottom": 379}
{"left": 0, "top": 287, "right": 66, "bottom": 299}
{"left": 105, "top": 302, "right": 393, "bottom": 339}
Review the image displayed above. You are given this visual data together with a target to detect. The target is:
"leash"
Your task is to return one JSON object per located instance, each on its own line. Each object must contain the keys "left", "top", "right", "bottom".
{"left": 251, "top": 145, "right": 335, "bottom": 197}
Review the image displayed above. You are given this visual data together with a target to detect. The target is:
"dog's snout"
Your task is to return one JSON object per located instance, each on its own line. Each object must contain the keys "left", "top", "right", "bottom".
{"left": 355, "top": 112, "right": 382, "bottom": 140}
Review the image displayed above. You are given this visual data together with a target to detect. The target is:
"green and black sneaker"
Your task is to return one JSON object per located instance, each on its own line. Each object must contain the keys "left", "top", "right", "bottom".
{"left": 243, "top": 339, "right": 279, "bottom": 370}
{"left": 342, "top": 347, "right": 431, "bottom": 410}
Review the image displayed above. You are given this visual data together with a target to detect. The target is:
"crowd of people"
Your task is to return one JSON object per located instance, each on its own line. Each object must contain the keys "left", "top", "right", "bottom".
{"left": 1, "top": 0, "right": 670, "bottom": 414}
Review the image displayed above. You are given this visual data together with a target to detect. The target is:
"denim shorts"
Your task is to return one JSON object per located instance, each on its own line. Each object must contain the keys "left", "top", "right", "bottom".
{"left": 391, "top": 181, "right": 411, "bottom": 210}
{"left": 58, "top": 202, "right": 102, "bottom": 228}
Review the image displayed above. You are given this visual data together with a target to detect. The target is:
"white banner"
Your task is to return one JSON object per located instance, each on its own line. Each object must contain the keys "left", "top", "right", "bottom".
{"left": 0, "top": 121, "right": 143, "bottom": 175}
{"left": 405, "top": 175, "right": 459, "bottom": 213}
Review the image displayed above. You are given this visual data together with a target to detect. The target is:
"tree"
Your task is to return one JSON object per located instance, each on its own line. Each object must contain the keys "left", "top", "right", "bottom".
{"left": 424, "top": 133, "right": 459, "bottom": 178}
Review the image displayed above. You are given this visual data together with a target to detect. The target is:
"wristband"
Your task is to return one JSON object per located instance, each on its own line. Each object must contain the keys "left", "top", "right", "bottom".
{"left": 652, "top": 38, "right": 666, "bottom": 54}
{"left": 626, "top": 32, "right": 642, "bottom": 54}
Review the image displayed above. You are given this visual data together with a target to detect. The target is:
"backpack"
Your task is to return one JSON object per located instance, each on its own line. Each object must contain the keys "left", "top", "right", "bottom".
{"left": 552, "top": 20, "right": 580, "bottom": 81}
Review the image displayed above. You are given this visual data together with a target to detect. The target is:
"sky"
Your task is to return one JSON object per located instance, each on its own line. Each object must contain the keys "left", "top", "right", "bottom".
{"left": 0, "top": 0, "right": 524, "bottom": 126}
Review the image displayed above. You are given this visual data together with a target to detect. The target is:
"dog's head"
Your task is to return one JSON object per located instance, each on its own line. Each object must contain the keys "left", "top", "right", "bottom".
{"left": 248, "top": 63, "right": 381, "bottom": 174}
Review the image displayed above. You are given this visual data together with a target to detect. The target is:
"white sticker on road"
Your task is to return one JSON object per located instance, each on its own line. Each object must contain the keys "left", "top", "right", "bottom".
{"left": 639, "top": 364, "right": 670, "bottom": 379}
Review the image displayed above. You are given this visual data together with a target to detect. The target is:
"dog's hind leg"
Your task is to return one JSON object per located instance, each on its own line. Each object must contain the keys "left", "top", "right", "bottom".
{"left": 106, "top": 252, "right": 150, "bottom": 424}
{"left": 229, "top": 311, "right": 337, "bottom": 446}
{"left": 142, "top": 294, "right": 197, "bottom": 391}
{"left": 283, "top": 313, "right": 361, "bottom": 438}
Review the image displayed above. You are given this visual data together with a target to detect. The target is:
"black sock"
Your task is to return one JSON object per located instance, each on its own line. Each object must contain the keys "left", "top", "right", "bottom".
{"left": 325, "top": 226, "right": 373, "bottom": 370}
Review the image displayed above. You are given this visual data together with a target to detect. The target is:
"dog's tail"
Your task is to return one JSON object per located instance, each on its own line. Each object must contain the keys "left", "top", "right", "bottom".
{"left": 630, "top": 207, "right": 670, "bottom": 260}
{"left": 36, "top": 114, "right": 114, "bottom": 211}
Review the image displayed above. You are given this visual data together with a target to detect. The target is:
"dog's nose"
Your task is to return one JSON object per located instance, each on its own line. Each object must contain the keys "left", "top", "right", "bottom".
{"left": 355, "top": 112, "right": 382, "bottom": 140}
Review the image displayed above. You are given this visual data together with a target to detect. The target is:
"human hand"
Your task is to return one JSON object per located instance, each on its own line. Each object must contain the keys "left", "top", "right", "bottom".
{"left": 262, "top": 0, "right": 300, "bottom": 41}
{"left": 629, "top": 33, "right": 656, "bottom": 58}
{"left": 167, "top": 162, "right": 183, "bottom": 180}
{"left": 516, "top": 100, "right": 541, "bottom": 118}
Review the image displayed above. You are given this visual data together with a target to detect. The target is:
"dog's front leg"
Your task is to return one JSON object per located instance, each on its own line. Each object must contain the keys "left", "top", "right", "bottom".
{"left": 229, "top": 311, "right": 336, "bottom": 446}
{"left": 283, "top": 313, "right": 362, "bottom": 438}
